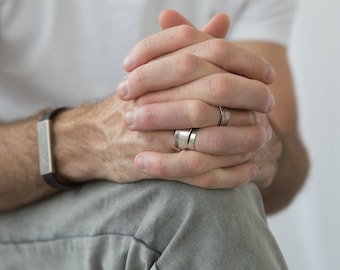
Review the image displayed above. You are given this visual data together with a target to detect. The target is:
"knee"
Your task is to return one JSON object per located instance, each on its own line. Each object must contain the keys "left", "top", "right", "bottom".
{"left": 135, "top": 181, "right": 269, "bottom": 250}
{"left": 138, "top": 180, "right": 266, "bottom": 236}
{"left": 154, "top": 181, "right": 265, "bottom": 221}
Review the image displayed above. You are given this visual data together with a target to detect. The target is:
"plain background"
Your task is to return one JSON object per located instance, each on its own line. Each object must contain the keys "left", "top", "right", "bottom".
{"left": 268, "top": 0, "right": 340, "bottom": 269}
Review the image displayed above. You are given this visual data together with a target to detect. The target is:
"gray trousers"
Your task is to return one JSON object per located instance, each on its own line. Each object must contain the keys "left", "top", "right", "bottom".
{"left": 0, "top": 180, "right": 287, "bottom": 269}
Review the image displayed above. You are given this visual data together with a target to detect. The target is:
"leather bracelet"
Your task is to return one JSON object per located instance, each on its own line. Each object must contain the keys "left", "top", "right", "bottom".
{"left": 37, "top": 107, "right": 78, "bottom": 190}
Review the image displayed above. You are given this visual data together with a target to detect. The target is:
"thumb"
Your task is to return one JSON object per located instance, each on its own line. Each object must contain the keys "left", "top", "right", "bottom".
{"left": 159, "top": 9, "right": 229, "bottom": 38}
{"left": 201, "top": 13, "right": 230, "bottom": 38}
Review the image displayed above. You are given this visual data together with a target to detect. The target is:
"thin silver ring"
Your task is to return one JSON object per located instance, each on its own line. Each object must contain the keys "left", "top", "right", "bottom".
{"left": 174, "top": 129, "right": 192, "bottom": 150}
{"left": 218, "top": 106, "right": 230, "bottom": 126}
{"left": 185, "top": 128, "right": 198, "bottom": 151}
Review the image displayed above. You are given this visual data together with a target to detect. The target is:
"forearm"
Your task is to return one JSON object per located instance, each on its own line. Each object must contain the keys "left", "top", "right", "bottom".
{"left": 0, "top": 113, "right": 58, "bottom": 212}
{"left": 0, "top": 101, "right": 123, "bottom": 212}
{"left": 261, "top": 127, "right": 309, "bottom": 214}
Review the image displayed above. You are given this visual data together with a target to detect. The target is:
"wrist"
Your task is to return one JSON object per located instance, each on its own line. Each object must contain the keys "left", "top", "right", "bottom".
{"left": 53, "top": 104, "right": 111, "bottom": 183}
{"left": 37, "top": 107, "right": 81, "bottom": 189}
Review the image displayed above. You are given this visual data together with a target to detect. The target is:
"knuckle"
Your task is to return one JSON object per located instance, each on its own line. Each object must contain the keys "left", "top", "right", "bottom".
{"left": 182, "top": 156, "right": 201, "bottom": 175}
{"left": 187, "top": 100, "right": 208, "bottom": 126}
{"left": 131, "top": 66, "right": 146, "bottom": 87}
{"left": 155, "top": 156, "right": 168, "bottom": 176}
{"left": 206, "top": 75, "right": 219, "bottom": 97}
{"left": 206, "top": 131, "right": 225, "bottom": 152}
{"left": 141, "top": 106, "right": 157, "bottom": 126}
{"left": 139, "top": 37, "right": 153, "bottom": 52}
{"left": 250, "top": 124, "right": 270, "bottom": 149}
{"left": 175, "top": 54, "right": 200, "bottom": 80}
{"left": 140, "top": 37, "right": 154, "bottom": 50}
{"left": 249, "top": 54, "right": 263, "bottom": 72}
{"left": 238, "top": 48, "right": 265, "bottom": 75}
{"left": 208, "top": 38, "right": 228, "bottom": 59}
{"left": 206, "top": 74, "right": 231, "bottom": 100}
{"left": 176, "top": 25, "right": 197, "bottom": 41}
{"left": 197, "top": 174, "right": 217, "bottom": 189}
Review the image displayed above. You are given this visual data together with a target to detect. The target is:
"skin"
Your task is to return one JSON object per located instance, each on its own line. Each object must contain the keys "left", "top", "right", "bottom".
{"left": 118, "top": 10, "right": 309, "bottom": 213}
{"left": 0, "top": 10, "right": 309, "bottom": 214}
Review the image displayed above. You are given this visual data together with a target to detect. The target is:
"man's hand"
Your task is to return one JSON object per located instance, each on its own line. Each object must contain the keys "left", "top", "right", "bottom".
{"left": 115, "top": 10, "right": 277, "bottom": 188}
{"left": 53, "top": 96, "right": 260, "bottom": 189}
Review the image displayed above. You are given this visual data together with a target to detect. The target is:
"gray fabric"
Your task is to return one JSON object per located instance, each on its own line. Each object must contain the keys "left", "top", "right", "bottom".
{"left": 0, "top": 180, "right": 287, "bottom": 269}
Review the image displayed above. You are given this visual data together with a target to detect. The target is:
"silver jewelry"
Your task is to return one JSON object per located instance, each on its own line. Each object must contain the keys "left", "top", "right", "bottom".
{"left": 218, "top": 106, "right": 230, "bottom": 126}
{"left": 185, "top": 128, "right": 198, "bottom": 151}
{"left": 174, "top": 129, "right": 192, "bottom": 150}
{"left": 37, "top": 108, "right": 78, "bottom": 190}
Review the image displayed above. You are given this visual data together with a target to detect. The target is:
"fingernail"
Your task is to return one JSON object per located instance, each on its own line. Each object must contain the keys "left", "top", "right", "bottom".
{"left": 249, "top": 165, "right": 258, "bottom": 180}
{"left": 267, "top": 92, "right": 275, "bottom": 111}
{"left": 117, "top": 77, "right": 129, "bottom": 99}
{"left": 123, "top": 55, "right": 134, "bottom": 70}
{"left": 135, "top": 155, "right": 146, "bottom": 170}
{"left": 264, "top": 64, "right": 275, "bottom": 83}
{"left": 124, "top": 110, "right": 135, "bottom": 128}
{"left": 266, "top": 125, "right": 273, "bottom": 141}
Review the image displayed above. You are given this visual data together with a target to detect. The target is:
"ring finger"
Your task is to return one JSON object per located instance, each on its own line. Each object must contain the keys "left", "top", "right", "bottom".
{"left": 193, "top": 124, "right": 272, "bottom": 155}
{"left": 124, "top": 100, "right": 257, "bottom": 131}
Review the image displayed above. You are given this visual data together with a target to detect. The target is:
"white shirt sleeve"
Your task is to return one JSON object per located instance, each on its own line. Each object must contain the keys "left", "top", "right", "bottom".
{"left": 226, "top": 0, "right": 297, "bottom": 46}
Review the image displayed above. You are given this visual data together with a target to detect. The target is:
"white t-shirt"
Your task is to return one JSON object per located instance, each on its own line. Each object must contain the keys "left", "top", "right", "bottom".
{"left": 0, "top": 0, "right": 295, "bottom": 121}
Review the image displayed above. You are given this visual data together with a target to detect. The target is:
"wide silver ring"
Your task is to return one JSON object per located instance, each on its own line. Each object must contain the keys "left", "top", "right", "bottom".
{"left": 218, "top": 106, "right": 230, "bottom": 126}
{"left": 185, "top": 128, "right": 198, "bottom": 151}
{"left": 174, "top": 129, "right": 192, "bottom": 150}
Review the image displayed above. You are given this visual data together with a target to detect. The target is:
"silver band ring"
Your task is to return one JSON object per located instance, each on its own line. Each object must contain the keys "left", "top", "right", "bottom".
{"left": 174, "top": 129, "right": 192, "bottom": 150}
{"left": 218, "top": 106, "right": 230, "bottom": 126}
{"left": 174, "top": 128, "right": 198, "bottom": 151}
{"left": 185, "top": 128, "right": 198, "bottom": 151}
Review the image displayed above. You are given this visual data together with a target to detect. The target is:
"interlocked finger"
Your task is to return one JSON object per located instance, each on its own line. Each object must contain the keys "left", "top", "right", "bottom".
{"left": 135, "top": 150, "right": 254, "bottom": 178}
{"left": 190, "top": 124, "right": 272, "bottom": 155}
{"left": 119, "top": 53, "right": 225, "bottom": 100}
{"left": 181, "top": 163, "right": 258, "bottom": 189}
{"left": 134, "top": 72, "right": 275, "bottom": 114}
{"left": 123, "top": 25, "right": 212, "bottom": 71}
{"left": 125, "top": 100, "right": 259, "bottom": 131}
{"left": 123, "top": 25, "right": 274, "bottom": 84}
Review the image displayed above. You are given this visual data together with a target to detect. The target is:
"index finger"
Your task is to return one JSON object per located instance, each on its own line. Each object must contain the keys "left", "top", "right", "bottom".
{"left": 123, "top": 24, "right": 213, "bottom": 71}
{"left": 183, "top": 38, "right": 276, "bottom": 84}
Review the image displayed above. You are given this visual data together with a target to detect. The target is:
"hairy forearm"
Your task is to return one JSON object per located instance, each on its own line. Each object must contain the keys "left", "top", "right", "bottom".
{"left": 0, "top": 113, "right": 57, "bottom": 212}
{"left": 261, "top": 128, "right": 309, "bottom": 214}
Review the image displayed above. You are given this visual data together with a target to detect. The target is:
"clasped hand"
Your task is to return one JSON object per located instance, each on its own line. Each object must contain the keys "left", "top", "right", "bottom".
{"left": 86, "top": 10, "right": 279, "bottom": 189}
